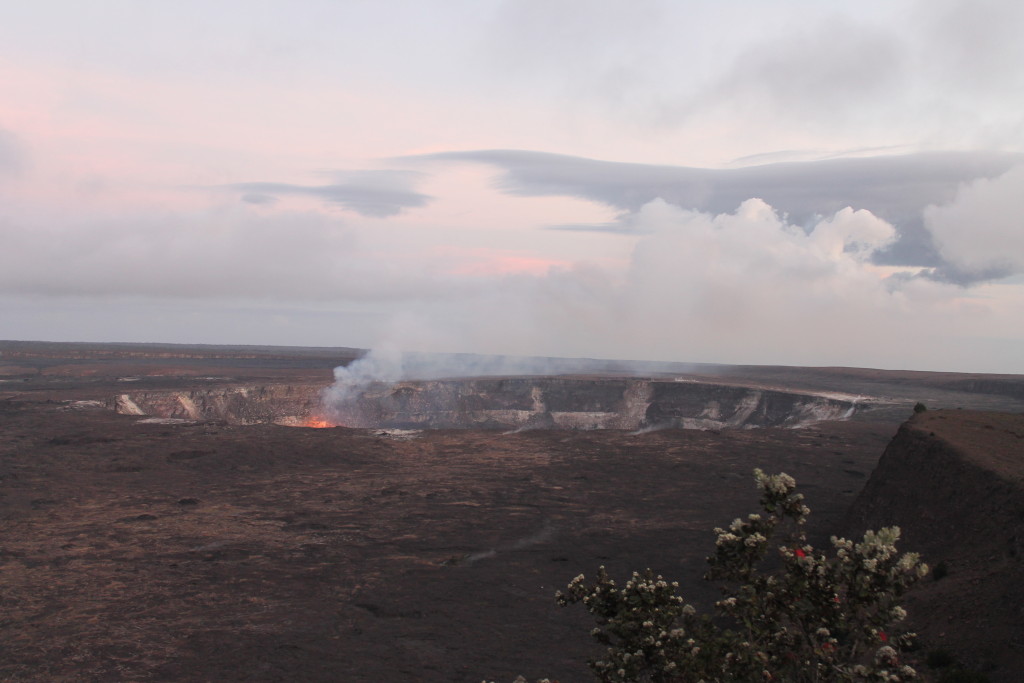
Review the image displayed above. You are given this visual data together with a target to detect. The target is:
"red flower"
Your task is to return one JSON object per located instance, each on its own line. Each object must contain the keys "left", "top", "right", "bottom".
{"left": 794, "top": 548, "right": 806, "bottom": 558}
{"left": 879, "top": 631, "right": 888, "bottom": 642}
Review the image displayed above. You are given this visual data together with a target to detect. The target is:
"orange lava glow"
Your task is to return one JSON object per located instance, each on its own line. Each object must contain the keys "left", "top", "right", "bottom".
{"left": 303, "top": 417, "right": 335, "bottom": 429}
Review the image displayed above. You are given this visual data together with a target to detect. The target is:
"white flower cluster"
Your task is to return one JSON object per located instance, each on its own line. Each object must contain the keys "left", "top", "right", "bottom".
{"left": 714, "top": 530, "right": 740, "bottom": 546}
{"left": 755, "top": 468, "right": 796, "bottom": 495}
{"left": 557, "top": 470, "right": 928, "bottom": 683}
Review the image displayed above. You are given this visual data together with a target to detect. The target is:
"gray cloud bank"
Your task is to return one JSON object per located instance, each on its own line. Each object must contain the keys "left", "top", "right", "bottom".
{"left": 0, "top": 207, "right": 456, "bottom": 302}
{"left": 226, "top": 170, "right": 430, "bottom": 217}
{"left": 413, "top": 149, "right": 1024, "bottom": 282}
{"left": 483, "top": 1, "right": 1024, "bottom": 150}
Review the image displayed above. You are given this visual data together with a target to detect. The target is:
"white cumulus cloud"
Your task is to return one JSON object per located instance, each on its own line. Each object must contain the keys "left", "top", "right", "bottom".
{"left": 382, "top": 197, "right": 1006, "bottom": 371}
{"left": 925, "top": 165, "right": 1024, "bottom": 275}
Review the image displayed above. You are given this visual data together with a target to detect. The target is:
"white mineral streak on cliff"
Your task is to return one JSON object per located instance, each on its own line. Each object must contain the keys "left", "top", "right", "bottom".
{"left": 786, "top": 399, "right": 850, "bottom": 427}
{"left": 530, "top": 386, "right": 545, "bottom": 413}
{"left": 115, "top": 394, "right": 145, "bottom": 415}
{"left": 481, "top": 409, "right": 538, "bottom": 426}
{"left": 727, "top": 391, "right": 762, "bottom": 426}
{"left": 175, "top": 394, "right": 202, "bottom": 420}
{"left": 699, "top": 401, "right": 722, "bottom": 420}
{"left": 551, "top": 411, "right": 618, "bottom": 429}
{"left": 678, "top": 417, "right": 725, "bottom": 430}
{"left": 617, "top": 380, "right": 653, "bottom": 429}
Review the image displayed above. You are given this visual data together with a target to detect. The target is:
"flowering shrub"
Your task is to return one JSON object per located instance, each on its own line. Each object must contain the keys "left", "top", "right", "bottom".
{"left": 556, "top": 469, "right": 928, "bottom": 682}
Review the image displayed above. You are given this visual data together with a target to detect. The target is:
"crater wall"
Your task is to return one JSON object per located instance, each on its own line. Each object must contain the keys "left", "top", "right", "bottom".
{"left": 111, "top": 377, "right": 858, "bottom": 430}
{"left": 109, "top": 384, "right": 325, "bottom": 425}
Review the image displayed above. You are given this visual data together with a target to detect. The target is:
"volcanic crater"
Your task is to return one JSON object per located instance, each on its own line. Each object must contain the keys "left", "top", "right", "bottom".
{"left": 110, "top": 377, "right": 862, "bottom": 431}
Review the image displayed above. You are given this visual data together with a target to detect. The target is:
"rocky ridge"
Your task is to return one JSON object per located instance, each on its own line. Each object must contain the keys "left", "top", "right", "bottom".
{"left": 845, "top": 410, "right": 1024, "bottom": 680}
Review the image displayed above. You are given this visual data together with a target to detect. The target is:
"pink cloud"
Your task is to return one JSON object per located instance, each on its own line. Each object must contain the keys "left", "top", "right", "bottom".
{"left": 434, "top": 246, "right": 571, "bottom": 277}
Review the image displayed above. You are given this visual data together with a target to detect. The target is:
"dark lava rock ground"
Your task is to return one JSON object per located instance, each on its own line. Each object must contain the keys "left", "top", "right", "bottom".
{"left": 2, "top": 342, "right": 1023, "bottom": 681}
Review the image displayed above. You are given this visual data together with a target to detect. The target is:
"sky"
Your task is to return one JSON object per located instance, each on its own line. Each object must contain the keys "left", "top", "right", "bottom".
{"left": 2, "top": 0, "right": 1024, "bottom": 373}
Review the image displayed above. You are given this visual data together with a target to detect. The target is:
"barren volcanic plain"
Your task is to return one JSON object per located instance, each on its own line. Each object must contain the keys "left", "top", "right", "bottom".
{"left": 2, "top": 341, "right": 1023, "bottom": 681}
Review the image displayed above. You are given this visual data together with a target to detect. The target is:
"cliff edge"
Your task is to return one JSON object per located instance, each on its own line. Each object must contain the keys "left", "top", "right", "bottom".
{"left": 845, "top": 410, "right": 1024, "bottom": 680}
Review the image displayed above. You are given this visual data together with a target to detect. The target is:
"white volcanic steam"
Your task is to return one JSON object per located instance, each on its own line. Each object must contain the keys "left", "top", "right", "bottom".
{"left": 316, "top": 169, "right": 1024, "bottom": 409}
{"left": 318, "top": 343, "right": 690, "bottom": 425}
{"left": 317, "top": 196, "right": 902, "bottom": 419}
{"left": 321, "top": 344, "right": 404, "bottom": 424}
